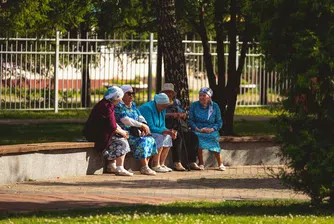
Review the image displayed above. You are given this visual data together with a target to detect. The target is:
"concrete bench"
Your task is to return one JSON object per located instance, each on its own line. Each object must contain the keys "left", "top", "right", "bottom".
{"left": 0, "top": 136, "right": 281, "bottom": 184}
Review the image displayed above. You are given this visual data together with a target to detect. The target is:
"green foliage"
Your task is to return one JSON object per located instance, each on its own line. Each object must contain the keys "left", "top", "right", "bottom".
{"left": 256, "top": 0, "right": 334, "bottom": 205}
{"left": 0, "top": 0, "right": 94, "bottom": 36}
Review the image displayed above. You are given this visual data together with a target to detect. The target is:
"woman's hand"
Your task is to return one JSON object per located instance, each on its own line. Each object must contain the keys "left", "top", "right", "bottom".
{"left": 116, "top": 127, "right": 129, "bottom": 139}
{"left": 201, "top": 128, "right": 215, "bottom": 133}
{"left": 195, "top": 127, "right": 201, "bottom": 132}
{"left": 121, "top": 130, "right": 129, "bottom": 139}
{"left": 162, "top": 129, "right": 177, "bottom": 140}
{"left": 141, "top": 123, "right": 150, "bottom": 136}
{"left": 195, "top": 127, "right": 214, "bottom": 133}
{"left": 172, "top": 113, "right": 186, "bottom": 119}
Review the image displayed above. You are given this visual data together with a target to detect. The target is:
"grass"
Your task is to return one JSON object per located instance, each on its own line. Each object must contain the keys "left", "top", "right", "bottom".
{"left": 0, "top": 123, "right": 84, "bottom": 145}
{"left": 0, "top": 120, "right": 276, "bottom": 145}
{"left": 0, "top": 200, "right": 333, "bottom": 223}
{"left": 0, "top": 107, "right": 280, "bottom": 119}
{"left": 234, "top": 120, "right": 276, "bottom": 136}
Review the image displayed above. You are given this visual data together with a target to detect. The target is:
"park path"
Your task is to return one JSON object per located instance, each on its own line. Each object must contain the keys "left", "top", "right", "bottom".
{"left": 0, "top": 166, "right": 308, "bottom": 213}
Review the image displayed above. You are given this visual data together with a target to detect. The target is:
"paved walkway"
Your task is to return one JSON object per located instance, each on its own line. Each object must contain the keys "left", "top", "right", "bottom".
{"left": 0, "top": 166, "right": 308, "bottom": 213}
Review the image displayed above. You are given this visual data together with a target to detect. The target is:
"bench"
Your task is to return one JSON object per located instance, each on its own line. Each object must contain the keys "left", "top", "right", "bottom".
{"left": 0, "top": 135, "right": 281, "bottom": 184}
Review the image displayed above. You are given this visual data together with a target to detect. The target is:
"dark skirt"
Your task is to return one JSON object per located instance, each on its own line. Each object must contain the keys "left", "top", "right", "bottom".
{"left": 102, "top": 136, "right": 131, "bottom": 160}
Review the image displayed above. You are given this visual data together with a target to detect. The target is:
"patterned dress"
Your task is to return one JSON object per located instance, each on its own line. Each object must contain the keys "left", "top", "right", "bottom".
{"left": 115, "top": 101, "right": 157, "bottom": 160}
{"left": 188, "top": 101, "right": 223, "bottom": 152}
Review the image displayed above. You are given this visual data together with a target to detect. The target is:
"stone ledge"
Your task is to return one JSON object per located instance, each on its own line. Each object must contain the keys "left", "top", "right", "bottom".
{"left": 219, "top": 135, "right": 276, "bottom": 143}
{"left": 0, "top": 142, "right": 94, "bottom": 156}
{"left": 0, "top": 135, "right": 276, "bottom": 156}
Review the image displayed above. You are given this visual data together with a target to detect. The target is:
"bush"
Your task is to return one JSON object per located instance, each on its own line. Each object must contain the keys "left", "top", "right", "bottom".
{"left": 275, "top": 115, "right": 334, "bottom": 205}
{"left": 256, "top": 0, "right": 334, "bottom": 206}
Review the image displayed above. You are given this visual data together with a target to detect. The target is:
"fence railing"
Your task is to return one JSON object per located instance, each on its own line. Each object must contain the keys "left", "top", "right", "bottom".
{"left": 0, "top": 32, "right": 286, "bottom": 111}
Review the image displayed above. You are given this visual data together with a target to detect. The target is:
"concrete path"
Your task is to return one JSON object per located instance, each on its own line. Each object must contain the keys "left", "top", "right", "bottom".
{"left": 0, "top": 166, "right": 308, "bottom": 213}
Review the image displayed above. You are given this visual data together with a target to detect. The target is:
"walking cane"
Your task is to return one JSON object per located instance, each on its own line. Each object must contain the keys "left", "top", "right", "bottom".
{"left": 177, "top": 119, "right": 191, "bottom": 171}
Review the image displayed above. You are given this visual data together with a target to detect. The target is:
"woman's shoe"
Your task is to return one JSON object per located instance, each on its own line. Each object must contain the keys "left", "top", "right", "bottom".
{"left": 199, "top": 164, "right": 205, "bottom": 170}
{"left": 152, "top": 166, "right": 169, "bottom": 173}
{"left": 218, "top": 164, "right": 226, "bottom": 171}
{"left": 140, "top": 166, "right": 156, "bottom": 175}
{"left": 161, "top": 165, "right": 173, "bottom": 172}
{"left": 189, "top": 162, "right": 201, "bottom": 170}
{"left": 106, "top": 164, "right": 117, "bottom": 173}
{"left": 116, "top": 168, "right": 134, "bottom": 176}
{"left": 174, "top": 162, "right": 186, "bottom": 171}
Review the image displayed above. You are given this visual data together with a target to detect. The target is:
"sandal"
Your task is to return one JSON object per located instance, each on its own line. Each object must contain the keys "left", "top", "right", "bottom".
{"left": 174, "top": 162, "right": 186, "bottom": 171}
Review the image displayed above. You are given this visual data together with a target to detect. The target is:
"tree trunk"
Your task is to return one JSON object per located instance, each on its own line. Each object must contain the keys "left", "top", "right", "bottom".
{"left": 196, "top": 5, "right": 217, "bottom": 94}
{"left": 156, "top": 34, "right": 163, "bottom": 93}
{"left": 214, "top": 0, "right": 227, "bottom": 135}
{"left": 80, "top": 27, "right": 91, "bottom": 108}
{"left": 156, "top": 0, "right": 190, "bottom": 109}
{"left": 224, "top": 0, "right": 238, "bottom": 135}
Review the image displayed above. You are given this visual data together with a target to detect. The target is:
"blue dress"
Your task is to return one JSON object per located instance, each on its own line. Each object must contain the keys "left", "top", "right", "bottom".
{"left": 188, "top": 101, "right": 223, "bottom": 152}
{"left": 115, "top": 101, "right": 157, "bottom": 160}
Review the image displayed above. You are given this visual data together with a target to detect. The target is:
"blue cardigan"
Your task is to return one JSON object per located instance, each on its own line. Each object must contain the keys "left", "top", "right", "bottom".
{"left": 138, "top": 101, "right": 168, "bottom": 134}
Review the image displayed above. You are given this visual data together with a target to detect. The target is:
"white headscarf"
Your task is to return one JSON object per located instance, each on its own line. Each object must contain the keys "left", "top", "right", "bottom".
{"left": 104, "top": 86, "right": 124, "bottom": 101}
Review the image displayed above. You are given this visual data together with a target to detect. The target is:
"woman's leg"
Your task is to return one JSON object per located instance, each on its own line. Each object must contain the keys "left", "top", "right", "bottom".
{"left": 152, "top": 147, "right": 162, "bottom": 167}
{"left": 160, "top": 147, "right": 170, "bottom": 166}
{"left": 213, "top": 151, "right": 222, "bottom": 166}
{"left": 115, "top": 155, "right": 125, "bottom": 166}
{"left": 140, "top": 158, "right": 149, "bottom": 167}
{"left": 198, "top": 148, "right": 204, "bottom": 165}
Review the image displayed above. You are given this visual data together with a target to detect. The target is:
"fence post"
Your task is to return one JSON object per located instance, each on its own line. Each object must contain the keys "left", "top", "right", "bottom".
{"left": 148, "top": 33, "right": 154, "bottom": 101}
{"left": 54, "top": 31, "right": 60, "bottom": 113}
{"left": 236, "top": 35, "right": 239, "bottom": 69}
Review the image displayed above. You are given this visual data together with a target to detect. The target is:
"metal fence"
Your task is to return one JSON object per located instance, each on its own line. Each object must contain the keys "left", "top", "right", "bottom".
{"left": 0, "top": 32, "right": 286, "bottom": 111}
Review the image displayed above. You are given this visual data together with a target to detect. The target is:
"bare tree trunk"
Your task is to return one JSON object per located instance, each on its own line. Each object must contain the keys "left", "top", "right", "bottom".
{"left": 194, "top": 5, "right": 217, "bottom": 94}
{"left": 80, "top": 26, "right": 91, "bottom": 108}
{"left": 223, "top": 0, "right": 238, "bottom": 135}
{"left": 214, "top": 0, "right": 227, "bottom": 135}
{"left": 156, "top": 34, "right": 163, "bottom": 93}
{"left": 156, "top": 0, "right": 190, "bottom": 109}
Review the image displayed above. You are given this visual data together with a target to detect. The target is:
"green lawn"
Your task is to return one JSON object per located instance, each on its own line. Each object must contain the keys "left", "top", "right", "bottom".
{"left": 0, "top": 107, "right": 278, "bottom": 145}
{"left": 1, "top": 200, "right": 333, "bottom": 224}
{"left": 0, "top": 106, "right": 281, "bottom": 119}
{"left": 0, "top": 120, "right": 276, "bottom": 145}
{"left": 0, "top": 123, "right": 84, "bottom": 145}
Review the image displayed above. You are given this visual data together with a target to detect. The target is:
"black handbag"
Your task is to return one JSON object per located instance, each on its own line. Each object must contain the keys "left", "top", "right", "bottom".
{"left": 129, "top": 126, "right": 142, "bottom": 137}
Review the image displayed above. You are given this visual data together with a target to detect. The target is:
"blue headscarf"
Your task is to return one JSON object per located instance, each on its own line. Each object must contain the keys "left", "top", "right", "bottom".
{"left": 199, "top": 87, "right": 213, "bottom": 97}
{"left": 104, "top": 86, "right": 124, "bottom": 101}
{"left": 199, "top": 87, "right": 214, "bottom": 120}
{"left": 154, "top": 93, "right": 170, "bottom": 104}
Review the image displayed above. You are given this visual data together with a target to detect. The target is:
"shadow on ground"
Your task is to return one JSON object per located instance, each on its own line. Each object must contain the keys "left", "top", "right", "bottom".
{"left": 23, "top": 177, "right": 287, "bottom": 190}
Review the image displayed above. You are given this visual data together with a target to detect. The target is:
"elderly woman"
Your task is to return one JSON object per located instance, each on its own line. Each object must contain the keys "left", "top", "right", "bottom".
{"left": 115, "top": 85, "right": 158, "bottom": 175}
{"left": 161, "top": 83, "right": 201, "bottom": 171}
{"left": 188, "top": 87, "right": 226, "bottom": 171}
{"left": 138, "top": 93, "right": 177, "bottom": 173}
{"left": 83, "top": 86, "right": 133, "bottom": 176}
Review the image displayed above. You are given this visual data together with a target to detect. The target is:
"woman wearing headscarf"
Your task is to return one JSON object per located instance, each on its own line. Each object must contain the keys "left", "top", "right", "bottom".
{"left": 138, "top": 93, "right": 177, "bottom": 173}
{"left": 161, "top": 83, "right": 201, "bottom": 171}
{"left": 188, "top": 87, "right": 226, "bottom": 171}
{"left": 115, "top": 85, "right": 158, "bottom": 175}
{"left": 83, "top": 86, "right": 133, "bottom": 176}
